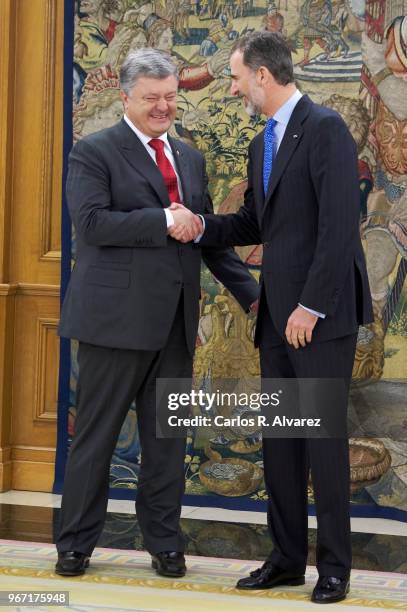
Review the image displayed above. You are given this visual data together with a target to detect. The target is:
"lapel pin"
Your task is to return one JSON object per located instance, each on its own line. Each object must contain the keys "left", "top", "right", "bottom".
{"left": 293, "top": 134, "right": 298, "bottom": 138}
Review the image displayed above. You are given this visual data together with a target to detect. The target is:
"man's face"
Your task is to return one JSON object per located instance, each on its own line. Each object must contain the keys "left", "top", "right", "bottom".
{"left": 121, "top": 75, "right": 178, "bottom": 137}
{"left": 230, "top": 50, "right": 265, "bottom": 116}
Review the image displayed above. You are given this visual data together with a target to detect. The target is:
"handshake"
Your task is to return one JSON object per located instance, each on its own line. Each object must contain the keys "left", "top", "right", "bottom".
{"left": 167, "top": 202, "right": 203, "bottom": 243}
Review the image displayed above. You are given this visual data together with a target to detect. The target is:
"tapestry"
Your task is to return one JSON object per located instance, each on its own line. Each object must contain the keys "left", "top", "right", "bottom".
{"left": 56, "top": 0, "right": 407, "bottom": 520}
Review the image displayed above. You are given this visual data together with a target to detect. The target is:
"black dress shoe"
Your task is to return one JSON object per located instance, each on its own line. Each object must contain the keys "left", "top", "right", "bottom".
{"left": 151, "top": 551, "right": 186, "bottom": 577}
{"left": 236, "top": 561, "right": 305, "bottom": 589}
{"left": 311, "top": 576, "right": 350, "bottom": 603}
{"left": 55, "top": 551, "right": 90, "bottom": 576}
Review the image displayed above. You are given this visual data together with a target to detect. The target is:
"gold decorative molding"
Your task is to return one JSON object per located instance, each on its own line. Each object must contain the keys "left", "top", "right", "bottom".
{"left": 0, "top": 0, "right": 16, "bottom": 281}
{"left": 0, "top": 283, "right": 18, "bottom": 297}
{"left": 12, "top": 460, "right": 55, "bottom": 492}
{"left": 34, "top": 318, "right": 59, "bottom": 423}
{"left": 11, "top": 447, "right": 56, "bottom": 492}
{"left": 17, "top": 284, "right": 60, "bottom": 297}
{"left": 0, "top": 447, "right": 11, "bottom": 463}
{"left": 0, "top": 461, "right": 12, "bottom": 492}
{"left": 0, "top": 445, "right": 12, "bottom": 491}
{"left": 0, "top": 282, "right": 16, "bottom": 493}
{"left": 39, "top": 0, "right": 62, "bottom": 262}
{"left": 0, "top": 0, "right": 65, "bottom": 493}
{"left": 41, "top": 250, "right": 63, "bottom": 262}
{"left": 11, "top": 446, "right": 56, "bottom": 462}
{"left": 0, "top": 283, "right": 60, "bottom": 297}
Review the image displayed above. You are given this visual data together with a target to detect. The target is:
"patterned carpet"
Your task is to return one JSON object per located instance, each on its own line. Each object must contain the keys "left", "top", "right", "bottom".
{"left": 0, "top": 540, "right": 406, "bottom": 611}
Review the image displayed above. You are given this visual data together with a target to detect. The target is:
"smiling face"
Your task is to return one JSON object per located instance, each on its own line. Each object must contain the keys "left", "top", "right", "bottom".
{"left": 229, "top": 50, "right": 265, "bottom": 116}
{"left": 120, "top": 75, "right": 178, "bottom": 137}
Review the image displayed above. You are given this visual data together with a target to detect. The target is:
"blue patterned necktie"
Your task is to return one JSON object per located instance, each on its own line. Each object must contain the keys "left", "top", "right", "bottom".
{"left": 263, "top": 118, "right": 277, "bottom": 195}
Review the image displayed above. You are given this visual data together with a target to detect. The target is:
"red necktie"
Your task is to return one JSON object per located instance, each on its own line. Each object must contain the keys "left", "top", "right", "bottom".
{"left": 148, "top": 138, "right": 181, "bottom": 203}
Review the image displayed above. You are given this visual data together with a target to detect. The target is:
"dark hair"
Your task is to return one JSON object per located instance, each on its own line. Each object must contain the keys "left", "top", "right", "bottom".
{"left": 232, "top": 31, "right": 294, "bottom": 85}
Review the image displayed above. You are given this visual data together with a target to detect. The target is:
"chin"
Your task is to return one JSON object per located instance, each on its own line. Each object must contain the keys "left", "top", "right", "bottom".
{"left": 244, "top": 102, "right": 257, "bottom": 117}
{"left": 150, "top": 121, "right": 170, "bottom": 131}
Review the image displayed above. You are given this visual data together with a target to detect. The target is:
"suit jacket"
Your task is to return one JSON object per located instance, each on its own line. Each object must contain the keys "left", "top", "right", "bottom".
{"left": 200, "top": 95, "right": 373, "bottom": 346}
{"left": 59, "top": 119, "right": 258, "bottom": 354}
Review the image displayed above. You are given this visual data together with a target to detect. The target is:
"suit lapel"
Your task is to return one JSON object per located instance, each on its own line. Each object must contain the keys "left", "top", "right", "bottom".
{"left": 168, "top": 137, "right": 193, "bottom": 207}
{"left": 260, "top": 95, "right": 312, "bottom": 220}
{"left": 119, "top": 119, "right": 171, "bottom": 207}
{"left": 262, "top": 124, "right": 303, "bottom": 208}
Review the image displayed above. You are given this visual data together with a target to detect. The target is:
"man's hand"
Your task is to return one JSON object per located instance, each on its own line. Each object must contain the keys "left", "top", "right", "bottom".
{"left": 285, "top": 306, "right": 318, "bottom": 349}
{"left": 168, "top": 203, "right": 203, "bottom": 242}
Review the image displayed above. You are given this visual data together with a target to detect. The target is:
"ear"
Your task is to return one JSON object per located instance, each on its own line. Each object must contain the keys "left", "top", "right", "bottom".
{"left": 256, "top": 66, "right": 272, "bottom": 86}
{"left": 120, "top": 90, "right": 128, "bottom": 110}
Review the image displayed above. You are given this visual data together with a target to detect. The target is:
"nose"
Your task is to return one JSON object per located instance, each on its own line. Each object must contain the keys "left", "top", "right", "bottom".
{"left": 156, "top": 98, "right": 169, "bottom": 112}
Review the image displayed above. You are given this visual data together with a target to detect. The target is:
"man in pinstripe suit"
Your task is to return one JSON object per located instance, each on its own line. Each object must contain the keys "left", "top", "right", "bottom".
{"left": 172, "top": 31, "right": 373, "bottom": 603}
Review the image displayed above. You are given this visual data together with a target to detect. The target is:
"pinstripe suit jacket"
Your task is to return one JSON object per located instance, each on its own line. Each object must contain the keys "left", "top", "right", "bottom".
{"left": 200, "top": 95, "right": 373, "bottom": 345}
{"left": 59, "top": 119, "right": 258, "bottom": 354}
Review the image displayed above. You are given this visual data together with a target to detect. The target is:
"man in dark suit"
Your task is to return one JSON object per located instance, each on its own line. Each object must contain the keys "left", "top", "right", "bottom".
{"left": 173, "top": 32, "right": 373, "bottom": 603}
{"left": 56, "top": 48, "right": 258, "bottom": 578}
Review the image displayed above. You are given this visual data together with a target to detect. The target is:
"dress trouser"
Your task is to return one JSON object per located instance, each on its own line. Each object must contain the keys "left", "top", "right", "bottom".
{"left": 57, "top": 298, "right": 192, "bottom": 556}
{"left": 257, "top": 304, "right": 357, "bottom": 579}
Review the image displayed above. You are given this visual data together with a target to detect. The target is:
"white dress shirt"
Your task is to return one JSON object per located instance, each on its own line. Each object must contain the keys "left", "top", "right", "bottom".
{"left": 123, "top": 114, "right": 181, "bottom": 228}
{"left": 272, "top": 88, "right": 303, "bottom": 153}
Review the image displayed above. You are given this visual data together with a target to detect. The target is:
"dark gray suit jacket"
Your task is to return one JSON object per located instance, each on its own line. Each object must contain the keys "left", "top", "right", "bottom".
{"left": 59, "top": 119, "right": 258, "bottom": 354}
{"left": 199, "top": 95, "right": 373, "bottom": 345}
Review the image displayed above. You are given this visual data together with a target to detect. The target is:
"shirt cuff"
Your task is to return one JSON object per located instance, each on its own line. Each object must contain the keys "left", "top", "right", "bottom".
{"left": 194, "top": 214, "right": 205, "bottom": 243}
{"left": 164, "top": 208, "right": 174, "bottom": 228}
{"left": 298, "top": 303, "right": 326, "bottom": 319}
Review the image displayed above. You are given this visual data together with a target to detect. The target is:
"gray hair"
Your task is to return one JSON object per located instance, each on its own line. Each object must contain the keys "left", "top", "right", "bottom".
{"left": 119, "top": 48, "right": 178, "bottom": 94}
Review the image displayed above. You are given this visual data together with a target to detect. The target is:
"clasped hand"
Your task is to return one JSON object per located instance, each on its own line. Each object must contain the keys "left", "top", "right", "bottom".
{"left": 167, "top": 202, "right": 203, "bottom": 242}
